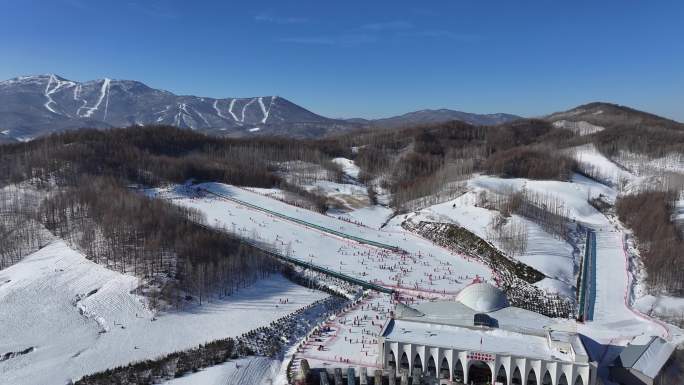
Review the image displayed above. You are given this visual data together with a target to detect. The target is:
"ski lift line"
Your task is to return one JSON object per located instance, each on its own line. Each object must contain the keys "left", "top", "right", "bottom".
{"left": 199, "top": 188, "right": 403, "bottom": 252}
{"left": 577, "top": 229, "right": 595, "bottom": 322}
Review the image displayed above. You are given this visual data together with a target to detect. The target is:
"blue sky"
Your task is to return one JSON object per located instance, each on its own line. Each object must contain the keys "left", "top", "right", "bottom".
{"left": 1, "top": 0, "right": 683, "bottom": 120}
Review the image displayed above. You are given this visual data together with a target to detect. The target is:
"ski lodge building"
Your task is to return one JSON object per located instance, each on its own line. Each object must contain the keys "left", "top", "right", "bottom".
{"left": 378, "top": 282, "right": 597, "bottom": 385}
{"left": 610, "top": 335, "right": 677, "bottom": 385}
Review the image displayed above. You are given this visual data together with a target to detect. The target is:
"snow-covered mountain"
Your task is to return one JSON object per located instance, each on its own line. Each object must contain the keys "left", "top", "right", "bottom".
{"left": 0, "top": 74, "right": 526, "bottom": 142}
{"left": 0, "top": 74, "right": 352, "bottom": 141}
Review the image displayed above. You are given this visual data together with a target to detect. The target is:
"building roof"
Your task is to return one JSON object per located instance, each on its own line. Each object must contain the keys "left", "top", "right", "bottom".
{"left": 382, "top": 318, "right": 581, "bottom": 363}
{"left": 455, "top": 282, "right": 509, "bottom": 312}
{"left": 388, "top": 286, "right": 590, "bottom": 364}
{"left": 616, "top": 336, "right": 675, "bottom": 379}
{"left": 394, "top": 298, "right": 554, "bottom": 337}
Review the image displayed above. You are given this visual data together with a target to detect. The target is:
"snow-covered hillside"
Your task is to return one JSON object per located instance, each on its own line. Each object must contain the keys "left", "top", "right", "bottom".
{"left": 387, "top": 173, "right": 677, "bottom": 345}
{"left": 0, "top": 74, "right": 347, "bottom": 140}
{"left": 398, "top": 183, "right": 577, "bottom": 298}
{"left": 150, "top": 183, "right": 493, "bottom": 298}
{"left": 163, "top": 356, "right": 282, "bottom": 385}
{"left": 570, "top": 144, "right": 636, "bottom": 189}
{"left": 552, "top": 120, "right": 605, "bottom": 136}
{"left": 0, "top": 241, "right": 326, "bottom": 385}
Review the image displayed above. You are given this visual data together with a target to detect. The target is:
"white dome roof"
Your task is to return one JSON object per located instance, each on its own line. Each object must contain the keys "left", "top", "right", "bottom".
{"left": 456, "top": 282, "right": 509, "bottom": 312}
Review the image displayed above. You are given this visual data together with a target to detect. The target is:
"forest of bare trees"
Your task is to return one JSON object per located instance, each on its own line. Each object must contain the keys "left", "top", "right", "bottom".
{"left": 478, "top": 187, "right": 573, "bottom": 240}
{"left": 38, "top": 177, "right": 279, "bottom": 308}
{"left": 0, "top": 186, "right": 48, "bottom": 269}
{"left": 0, "top": 126, "right": 350, "bottom": 306}
{"left": 617, "top": 190, "right": 683, "bottom": 295}
{"left": 342, "top": 119, "right": 579, "bottom": 211}
{"left": 1, "top": 116, "right": 681, "bottom": 303}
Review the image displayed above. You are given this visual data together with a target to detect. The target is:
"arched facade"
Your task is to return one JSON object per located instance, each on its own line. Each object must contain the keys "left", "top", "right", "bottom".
{"left": 496, "top": 365, "right": 508, "bottom": 384}
{"left": 383, "top": 342, "right": 592, "bottom": 385}
{"left": 454, "top": 359, "right": 465, "bottom": 382}
{"left": 527, "top": 368, "right": 538, "bottom": 385}
{"left": 512, "top": 367, "right": 522, "bottom": 385}
{"left": 427, "top": 355, "right": 437, "bottom": 377}
{"left": 440, "top": 357, "right": 450, "bottom": 379}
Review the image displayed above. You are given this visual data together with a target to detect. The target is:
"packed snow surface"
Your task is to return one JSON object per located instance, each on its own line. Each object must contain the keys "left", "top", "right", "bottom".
{"left": 151, "top": 183, "right": 493, "bottom": 298}
{"left": 339, "top": 205, "right": 395, "bottom": 230}
{"left": 0, "top": 241, "right": 326, "bottom": 385}
{"left": 164, "top": 357, "right": 281, "bottom": 385}
{"left": 296, "top": 293, "right": 390, "bottom": 370}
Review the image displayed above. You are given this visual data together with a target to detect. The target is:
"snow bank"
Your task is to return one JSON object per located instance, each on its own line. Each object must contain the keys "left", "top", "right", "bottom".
{"left": 0, "top": 241, "right": 326, "bottom": 385}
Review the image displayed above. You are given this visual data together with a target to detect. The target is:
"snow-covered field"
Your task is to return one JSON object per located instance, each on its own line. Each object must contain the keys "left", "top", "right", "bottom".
{"left": 397, "top": 183, "right": 577, "bottom": 297}
{"left": 338, "top": 205, "right": 395, "bottom": 230}
{"left": 164, "top": 356, "right": 281, "bottom": 385}
{"left": 394, "top": 173, "right": 679, "bottom": 345}
{"left": 151, "top": 175, "right": 682, "bottom": 345}
{"left": 0, "top": 241, "right": 327, "bottom": 385}
{"left": 635, "top": 295, "right": 684, "bottom": 324}
{"left": 332, "top": 157, "right": 361, "bottom": 180}
{"left": 150, "top": 183, "right": 493, "bottom": 298}
{"left": 3, "top": 146, "right": 679, "bottom": 384}
{"left": 571, "top": 144, "right": 636, "bottom": 189}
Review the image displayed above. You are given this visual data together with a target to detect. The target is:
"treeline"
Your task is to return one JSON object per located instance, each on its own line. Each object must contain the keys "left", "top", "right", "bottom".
{"left": 0, "top": 125, "right": 342, "bottom": 189}
{"left": 478, "top": 186, "right": 574, "bottom": 240}
{"left": 578, "top": 102, "right": 684, "bottom": 159}
{"left": 484, "top": 146, "right": 576, "bottom": 180}
{"left": 0, "top": 186, "right": 48, "bottom": 269}
{"left": 38, "top": 176, "right": 279, "bottom": 308}
{"left": 0, "top": 126, "right": 348, "bottom": 298}
{"left": 337, "top": 119, "right": 577, "bottom": 210}
{"left": 617, "top": 190, "right": 683, "bottom": 295}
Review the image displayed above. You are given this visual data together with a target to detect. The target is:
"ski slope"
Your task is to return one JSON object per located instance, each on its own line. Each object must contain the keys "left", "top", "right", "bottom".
{"left": 467, "top": 176, "right": 671, "bottom": 341}
{"left": 150, "top": 183, "right": 493, "bottom": 298}
{"left": 396, "top": 174, "right": 674, "bottom": 344}
{"left": 0, "top": 241, "right": 326, "bottom": 385}
{"left": 571, "top": 144, "right": 636, "bottom": 188}
{"left": 398, "top": 179, "right": 577, "bottom": 297}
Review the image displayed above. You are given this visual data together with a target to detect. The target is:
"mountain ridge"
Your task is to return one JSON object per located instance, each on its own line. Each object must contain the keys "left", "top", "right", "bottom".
{"left": 0, "top": 74, "right": 525, "bottom": 141}
{"left": 0, "top": 74, "right": 345, "bottom": 141}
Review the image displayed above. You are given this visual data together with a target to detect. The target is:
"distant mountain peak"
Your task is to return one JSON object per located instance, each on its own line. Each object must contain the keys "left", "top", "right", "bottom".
{"left": 0, "top": 74, "right": 346, "bottom": 140}
{"left": 0, "top": 74, "right": 525, "bottom": 141}
{"left": 368, "top": 108, "right": 522, "bottom": 128}
{"left": 545, "top": 101, "right": 683, "bottom": 131}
